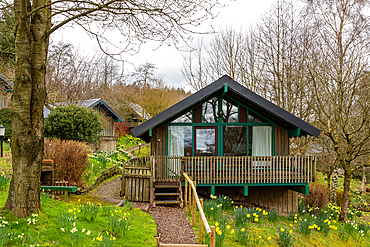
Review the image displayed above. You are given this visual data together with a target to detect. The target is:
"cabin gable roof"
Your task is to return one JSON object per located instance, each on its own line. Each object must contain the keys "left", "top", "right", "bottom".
{"left": 43, "top": 98, "right": 123, "bottom": 122}
{"left": 131, "top": 75, "right": 321, "bottom": 141}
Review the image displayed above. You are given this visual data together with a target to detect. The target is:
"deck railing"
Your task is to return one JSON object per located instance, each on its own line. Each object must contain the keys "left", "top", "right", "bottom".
{"left": 152, "top": 155, "right": 315, "bottom": 184}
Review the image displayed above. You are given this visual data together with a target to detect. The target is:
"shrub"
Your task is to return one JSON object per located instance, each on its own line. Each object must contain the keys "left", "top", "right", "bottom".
{"left": 303, "top": 182, "right": 328, "bottom": 209}
{"left": 0, "top": 108, "right": 11, "bottom": 140}
{"left": 114, "top": 122, "right": 130, "bottom": 139}
{"left": 44, "top": 139, "right": 89, "bottom": 186}
{"left": 44, "top": 105, "right": 103, "bottom": 143}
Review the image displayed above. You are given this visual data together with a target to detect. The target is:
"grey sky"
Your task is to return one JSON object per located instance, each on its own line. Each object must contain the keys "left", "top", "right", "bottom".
{"left": 52, "top": 0, "right": 276, "bottom": 91}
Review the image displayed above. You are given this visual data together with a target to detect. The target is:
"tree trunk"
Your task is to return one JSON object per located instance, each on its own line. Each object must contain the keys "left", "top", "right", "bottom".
{"left": 339, "top": 169, "right": 351, "bottom": 222}
{"left": 6, "top": 0, "right": 50, "bottom": 217}
{"left": 359, "top": 167, "right": 366, "bottom": 195}
{"left": 330, "top": 167, "right": 338, "bottom": 203}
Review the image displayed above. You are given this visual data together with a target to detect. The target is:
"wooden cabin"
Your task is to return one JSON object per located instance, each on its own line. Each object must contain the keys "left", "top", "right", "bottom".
{"left": 130, "top": 76, "right": 321, "bottom": 212}
{"left": 44, "top": 98, "right": 123, "bottom": 152}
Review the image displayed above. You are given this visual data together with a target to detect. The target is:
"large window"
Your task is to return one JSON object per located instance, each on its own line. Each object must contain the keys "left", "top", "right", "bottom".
{"left": 223, "top": 126, "right": 247, "bottom": 156}
{"left": 195, "top": 127, "right": 217, "bottom": 156}
{"left": 168, "top": 126, "right": 192, "bottom": 156}
{"left": 167, "top": 96, "right": 274, "bottom": 157}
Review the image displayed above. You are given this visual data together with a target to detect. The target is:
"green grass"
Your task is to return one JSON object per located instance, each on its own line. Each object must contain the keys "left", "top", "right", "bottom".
{"left": 132, "top": 145, "right": 151, "bottom": 158}
{"left": 117, "top": 135, "right": 145, "bottom": 149}
{"left": 187, "top": 197, "right": 370, "bottom": 247}
{"left": 0, "top": 189, "right": 157, "bottom": 246}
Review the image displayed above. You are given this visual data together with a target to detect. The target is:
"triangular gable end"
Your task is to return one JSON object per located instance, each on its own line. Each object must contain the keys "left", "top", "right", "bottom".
{"left": 131, "top": 75, "right": 321, "bottom": 142}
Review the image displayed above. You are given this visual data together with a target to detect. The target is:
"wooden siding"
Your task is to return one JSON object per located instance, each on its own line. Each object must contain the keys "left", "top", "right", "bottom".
{"left": 101, "top": 116, "right": 114, "bottom": 137}
{"left": 275, "top": 125, "right": 289, "bottom": 156}
{"left": 213, "top": 186, "right": 298, "bottom": 213}
{"left": 151, "top": 125, "right": 166, "bottom": 156}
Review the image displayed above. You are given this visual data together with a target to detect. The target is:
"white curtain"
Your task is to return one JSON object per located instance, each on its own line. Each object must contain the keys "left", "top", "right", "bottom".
{"left": 168, "top": 126, "right": 185, "bottom": 156}
{"left": 168, "top": 126, "right": 185, "bottom": 176}
{"left": 252, "top": 126, "right": 272, "bottom": 156}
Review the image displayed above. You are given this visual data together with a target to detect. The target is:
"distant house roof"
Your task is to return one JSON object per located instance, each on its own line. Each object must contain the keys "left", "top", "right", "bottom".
{"left": 0, "top": 73, "right": 13, "bottom": 91}
{"left": 132, "top": 75, "right": 321, "bottom": 141}
{"left": 43, "top": 98, "right": 123, "bottom": 121}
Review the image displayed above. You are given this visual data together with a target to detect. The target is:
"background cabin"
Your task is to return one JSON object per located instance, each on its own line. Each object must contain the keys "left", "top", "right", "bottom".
{"left": 44, "top": 98, "right": 123, "bottom": 152}
{"left": 130, "top": 76, "right": 321, "bottom": 212}
{"left": 0, "top": 74, "right": 12, "bottom": 109}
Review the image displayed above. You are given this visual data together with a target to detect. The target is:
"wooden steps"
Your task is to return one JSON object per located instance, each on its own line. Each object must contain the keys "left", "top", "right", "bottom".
{"left": 154, "top": 182, "right": 182, "bottom": 207}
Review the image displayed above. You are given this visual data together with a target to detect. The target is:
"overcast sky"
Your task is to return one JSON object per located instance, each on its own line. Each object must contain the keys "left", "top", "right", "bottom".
{"left": 52, "top": 0, "right": 277, "bottom": 91}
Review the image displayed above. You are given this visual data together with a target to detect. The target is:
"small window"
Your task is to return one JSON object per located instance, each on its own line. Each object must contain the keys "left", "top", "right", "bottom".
{"left": 248, "top": 110, "right": 268, "bottom": 123}
{"left": 222, "top": 98, "right": 238, "bottom": 123}
{"left": 171, "top": 111, "right": 192, "bottom": 123}
{"left": 202, "top": 97, "right": 218, "bottom": 123}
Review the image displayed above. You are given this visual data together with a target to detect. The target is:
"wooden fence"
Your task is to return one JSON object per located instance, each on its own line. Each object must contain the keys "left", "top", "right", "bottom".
{"left": 122, "top": 157, "right": 153, "bottom": 203}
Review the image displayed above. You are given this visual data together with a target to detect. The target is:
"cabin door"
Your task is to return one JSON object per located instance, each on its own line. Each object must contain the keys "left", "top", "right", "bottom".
{"left": 194, "top": 127, "right": 218, "bottom": 156}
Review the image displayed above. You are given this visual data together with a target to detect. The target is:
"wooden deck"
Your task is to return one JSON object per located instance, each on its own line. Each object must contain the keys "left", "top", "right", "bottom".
{"left": 129, "top": 155, "right": 316, "bottom": 185}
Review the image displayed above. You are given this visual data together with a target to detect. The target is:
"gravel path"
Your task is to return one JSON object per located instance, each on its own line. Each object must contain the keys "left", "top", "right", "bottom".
{"left": 92, "top": 177, "right": 198, "bottom": 245}
{"left": 149, "top": 206, "right": 198, "bottom": 245}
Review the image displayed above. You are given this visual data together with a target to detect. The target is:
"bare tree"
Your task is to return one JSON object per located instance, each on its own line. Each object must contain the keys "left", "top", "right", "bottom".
{"left": 1, "top": 0, "right": 221, "bottom": 217}
{"left": 182, "top": 27, "right": 264, "bottom": 92}
{"left": 46, "top": 42, "right": 124, "bottom": 104}
{"left": 305, "top": 0, "right": 370, "bottom": 221}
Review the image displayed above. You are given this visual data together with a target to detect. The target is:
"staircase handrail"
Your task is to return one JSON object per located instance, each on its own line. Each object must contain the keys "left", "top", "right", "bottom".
{"left": 182, "top": 172, "right": 211, "bottom": 236}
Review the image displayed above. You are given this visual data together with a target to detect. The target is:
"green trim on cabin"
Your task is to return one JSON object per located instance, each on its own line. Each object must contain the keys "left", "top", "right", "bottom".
{"left": 223, "top": 84, "right": 228, "bottom": 94}
{"left": 149, "top": 128, "right": 152, "bottom": 137}
{"left": 187, "top": 183, "right": 309, "bottom": 187}
{"left": 6, "top": 89, "right": 12, "bottom": 93}
{"left": 211, "top": 186, "right": 215, "bottom": 196}
{"left": 290, "top": 185, "right": 309, "bottom": 195}
{"left": 288, "top": 128, "right": 301, "bottom": 137}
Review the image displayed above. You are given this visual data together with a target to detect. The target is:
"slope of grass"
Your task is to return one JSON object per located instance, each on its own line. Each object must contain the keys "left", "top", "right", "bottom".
{"left": 0, "top": 189, "right": 157, "bottom": 246}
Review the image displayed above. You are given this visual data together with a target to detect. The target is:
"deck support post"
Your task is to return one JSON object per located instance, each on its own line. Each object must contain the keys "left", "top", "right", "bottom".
{"left": 241, "top": 186, "right": 248, "bottom": 196}
{"left": 211, "top": 186, "right": 215, "bottom": 196}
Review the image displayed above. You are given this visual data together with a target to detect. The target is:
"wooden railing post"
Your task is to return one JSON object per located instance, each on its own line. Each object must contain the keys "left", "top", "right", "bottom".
{"left": 184, "top": 175, "right": 188, "bottom": 208}
{"left": 199, "top": 198, "right": 204, "bottom": 244}
{"left": 192, "top": 181, "right": 196, "bottom": 227}
{"left": 122, "top": 162, "right": 126, "bottom": 197}
{"left": 188, "top": 180, "right": 192, "bottom": 215}
{"left": 210, "top": 226, "right": 215, "bottom": 247}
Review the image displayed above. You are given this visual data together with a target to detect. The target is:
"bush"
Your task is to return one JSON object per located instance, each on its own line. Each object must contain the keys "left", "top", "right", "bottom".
{"left": 303, "top": 182, "right": 328, "bottom": 209}
{"left": 44, "top": 105, "right": 103, "bottom": 143}
{"left": 0, "top": 108, "right": 11, "bottom": 140}
{"left": 44, "top": 139, "right": 90, "bottom": 186}
{"left": 114, "top": 122, "right": 130, "bottom": 139}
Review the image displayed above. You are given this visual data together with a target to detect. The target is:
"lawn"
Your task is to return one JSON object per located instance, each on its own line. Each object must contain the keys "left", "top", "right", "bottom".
{"left": 0, "top": 188, "right": 157, "bottom": 246}
{"left": 186, "top": 185, "right": 370, "bottom": 247}
{"left": 0, "top": 136, "right": 158, "bottom": 247}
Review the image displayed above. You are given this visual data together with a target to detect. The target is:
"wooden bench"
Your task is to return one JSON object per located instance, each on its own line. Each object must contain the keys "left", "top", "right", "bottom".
{"left": 40, "top": 186, "right": 78, "bottom": 202}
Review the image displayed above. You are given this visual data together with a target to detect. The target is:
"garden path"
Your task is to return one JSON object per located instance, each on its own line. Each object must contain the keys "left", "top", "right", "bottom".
{"left": 93, "top": 177, "right": 199, "bottom": 245}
